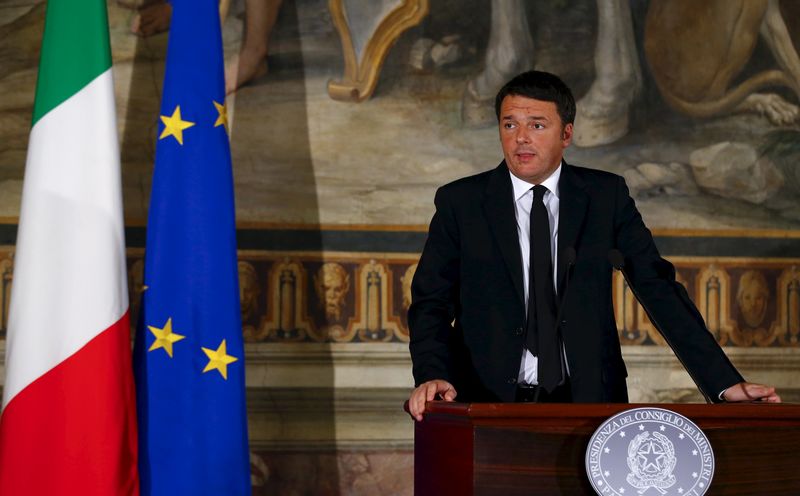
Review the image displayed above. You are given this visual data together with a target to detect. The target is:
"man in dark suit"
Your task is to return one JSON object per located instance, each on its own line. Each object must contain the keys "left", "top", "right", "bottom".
{"left": 408, "top": 71, "right": 780, "bottom": 420}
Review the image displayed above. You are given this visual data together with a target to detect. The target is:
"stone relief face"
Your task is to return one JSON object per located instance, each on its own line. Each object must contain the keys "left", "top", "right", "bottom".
{"left": 238, "top": 261, "right": 260, "bottom": 322}
{"left": 314, "top": 263, "right": 350, "bottom": 321}
{"left": 737, "top": 270, "right": 769, "bottom": 328}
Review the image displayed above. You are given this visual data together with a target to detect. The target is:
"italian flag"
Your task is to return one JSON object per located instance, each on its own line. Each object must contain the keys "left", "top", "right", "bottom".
{"left": 0, "top": 0, "right": 139, "bottom": 494}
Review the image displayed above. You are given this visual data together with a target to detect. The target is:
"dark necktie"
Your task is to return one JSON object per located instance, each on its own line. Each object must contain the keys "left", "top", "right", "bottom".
{"left": 526, "top": 185, "right": 561, "bottom": 392}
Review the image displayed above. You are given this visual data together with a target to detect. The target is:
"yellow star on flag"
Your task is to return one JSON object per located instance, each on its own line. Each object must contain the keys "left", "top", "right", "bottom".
{"left": 159, "top": 105, "right": 195, "bottom": 145}
{"left": 148, "top": 317, "right": 186, "bottom": 357}
{"left": 201, "top": 339, "right": 238, "bottom": 380}
{"left": 213, "top": 100, "right": 228, "bottom": 132}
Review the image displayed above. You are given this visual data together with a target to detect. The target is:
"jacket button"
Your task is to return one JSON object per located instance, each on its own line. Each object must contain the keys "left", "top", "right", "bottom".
{"left": 507, "top": 378, "right": 517, "bottom": 385}
{"left": 561, "top": 319, "right": 567, "bottom": 325}
{"left": 514, "top": 327, "right": 523, "bottom": 336}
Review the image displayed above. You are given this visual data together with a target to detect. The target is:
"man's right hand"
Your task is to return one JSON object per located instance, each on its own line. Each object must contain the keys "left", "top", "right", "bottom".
{"left": 408, "top": 380, "right": 458, "bottom": 422}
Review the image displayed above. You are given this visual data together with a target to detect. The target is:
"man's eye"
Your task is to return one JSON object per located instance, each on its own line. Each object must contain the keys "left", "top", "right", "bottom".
{"left": 532, "top": 123, "right": 544, "bottom": 129}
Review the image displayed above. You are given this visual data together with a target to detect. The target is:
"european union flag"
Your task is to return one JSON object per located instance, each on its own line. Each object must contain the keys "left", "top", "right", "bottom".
{"left": 133, "top": 0, "right": 250, "bottom": 494}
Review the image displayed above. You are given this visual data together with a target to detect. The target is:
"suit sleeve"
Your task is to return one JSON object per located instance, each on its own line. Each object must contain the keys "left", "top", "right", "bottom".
{"left": 408, "top": 187, "right": 460, "bottom": 386}
{"left": 612, "top": 176, "right": 743, "bottom": 402}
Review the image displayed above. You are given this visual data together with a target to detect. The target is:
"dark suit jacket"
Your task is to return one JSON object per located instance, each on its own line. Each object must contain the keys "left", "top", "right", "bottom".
{"left": 409, "top": 161, "right": 743, "bottom": 403}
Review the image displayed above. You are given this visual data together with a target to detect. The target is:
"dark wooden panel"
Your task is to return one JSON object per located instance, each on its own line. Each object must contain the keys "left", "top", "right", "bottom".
{"left": 411, "top": 402, "right": 800, "bottom": 496}
{"left": 415, "top": 413, "right": 475, "bottom": 495}
{"left": 474, "top": 426, "right": 595, "bottom": 495}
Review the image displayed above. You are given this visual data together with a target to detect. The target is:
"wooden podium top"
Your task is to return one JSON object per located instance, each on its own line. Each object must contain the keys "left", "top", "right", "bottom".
{"left": 420, "top": 401, "right": 800, "bottom": 421}
{"left": 412, "top": 402, "right": 800, "bottom": 495}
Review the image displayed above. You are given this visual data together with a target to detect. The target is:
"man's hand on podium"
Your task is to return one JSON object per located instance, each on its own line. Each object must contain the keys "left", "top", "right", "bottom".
{"left": 409, "top": 380, "right": 458, "bottom": 421}
{"left": 722, "top": 382, "right": 782, "bottom": 403}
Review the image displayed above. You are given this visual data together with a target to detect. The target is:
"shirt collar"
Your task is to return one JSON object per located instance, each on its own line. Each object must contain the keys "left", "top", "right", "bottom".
{"left": 509, "top": 162, "right": 562, "bottom": 202}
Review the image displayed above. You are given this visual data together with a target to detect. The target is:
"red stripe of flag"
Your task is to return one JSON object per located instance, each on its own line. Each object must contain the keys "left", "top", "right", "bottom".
{"left": 0, "top": 312, "right": 139, "bottom": 495}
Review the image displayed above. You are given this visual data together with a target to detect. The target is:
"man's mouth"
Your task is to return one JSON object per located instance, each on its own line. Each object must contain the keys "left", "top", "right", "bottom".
{"left": 516, "top": 151, "right": 536, "bottom": 160}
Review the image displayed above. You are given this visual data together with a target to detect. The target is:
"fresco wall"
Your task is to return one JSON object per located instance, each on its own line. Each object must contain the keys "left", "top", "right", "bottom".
{"left": 1, "top": 0, "right": 799, "bottom": 494}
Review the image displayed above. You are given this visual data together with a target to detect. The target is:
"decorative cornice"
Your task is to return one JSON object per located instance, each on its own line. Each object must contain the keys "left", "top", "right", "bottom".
{"left": 623, "top": 345, "right": 800, "bottom": 370}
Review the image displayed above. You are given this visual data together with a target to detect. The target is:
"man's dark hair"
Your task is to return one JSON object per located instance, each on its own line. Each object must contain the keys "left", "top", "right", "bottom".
{"left": 495, "top": 70, "right": 576, "bottom": 126}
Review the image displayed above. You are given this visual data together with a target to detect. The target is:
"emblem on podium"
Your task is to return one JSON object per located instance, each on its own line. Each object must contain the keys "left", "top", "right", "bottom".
{"left": 586, "top": 407, "right": 714, "bottom": 496}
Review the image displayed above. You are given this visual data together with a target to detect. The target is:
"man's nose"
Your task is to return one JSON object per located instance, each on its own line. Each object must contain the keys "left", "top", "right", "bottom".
{"left": 515, "top": 130, "right": 530, "bottom": 144}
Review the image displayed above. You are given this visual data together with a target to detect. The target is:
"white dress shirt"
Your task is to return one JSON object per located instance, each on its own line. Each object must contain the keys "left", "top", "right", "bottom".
{"left": 509, "top": 164, "right": 563, "bottom": 385}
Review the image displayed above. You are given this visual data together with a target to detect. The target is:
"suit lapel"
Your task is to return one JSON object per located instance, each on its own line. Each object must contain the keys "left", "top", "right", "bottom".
{"left": 483, "top": 162, "right": 525, "bottom": 305}
{"left": 557, "top": 163, "right": 589, "bottom": 294}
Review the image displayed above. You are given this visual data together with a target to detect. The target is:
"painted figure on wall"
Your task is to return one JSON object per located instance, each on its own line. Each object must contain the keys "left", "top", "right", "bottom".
{"left": 239, "top": 261, "right": 261, "bottom": 323}
{"left": 728, "top": 269, "right": 780, "bottom": 347}
{"left": 314, "top": 262, "right": 350, "bottom": 323}
{"left": 130, "top": 0, "right": 285, "bottom": 94}
{"left": 461, "top": 0, "right": 800, "bottom": 142}
{"left": 401, "top": 263, "right": 417, "bottom": 312}
{"left": 645, "top": 0, "right": 800, "bottom": 125}
{"left": 736, "top": 270, "right": 770, "bottom": 330}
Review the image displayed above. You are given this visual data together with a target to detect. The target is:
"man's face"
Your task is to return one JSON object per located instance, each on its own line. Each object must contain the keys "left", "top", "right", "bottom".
{"left": 499, "top": 95, "right": 572, "bottom": 184}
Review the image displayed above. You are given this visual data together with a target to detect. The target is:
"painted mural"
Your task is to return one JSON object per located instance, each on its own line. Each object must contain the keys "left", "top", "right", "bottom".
{"left": 2, "top": 0, "right": 800, "bottom": 345}
{"left": 0, "top": 0, "right": 799, "bottom": 230}
{"left": 2, "top": 3, "right": 800, "bottom": 492}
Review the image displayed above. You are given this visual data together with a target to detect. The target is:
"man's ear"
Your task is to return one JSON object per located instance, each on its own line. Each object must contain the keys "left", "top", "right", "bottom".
{"left": 561, "top": 123, "right": 574, "bottom": 146}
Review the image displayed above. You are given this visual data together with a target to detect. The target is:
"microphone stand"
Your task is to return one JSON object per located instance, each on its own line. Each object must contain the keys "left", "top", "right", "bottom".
{"left": 553, "top": 247, "right": 576, "bottom": 385}
{"left": 608, "top": 249, "right": 713, "bottom": 404}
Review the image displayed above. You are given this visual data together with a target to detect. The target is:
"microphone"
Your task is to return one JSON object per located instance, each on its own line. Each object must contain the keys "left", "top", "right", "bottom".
{"left": 607, "top": 249, "right": 713, "bottom": 404}
{"left": 608, "top": 248, "right": 624, "bottom": 271}
{"left": 557, "top": 247, "right": 577, "bottom": 309}
{"left": 551, "top": 247, "right": 576, "bottom": 381}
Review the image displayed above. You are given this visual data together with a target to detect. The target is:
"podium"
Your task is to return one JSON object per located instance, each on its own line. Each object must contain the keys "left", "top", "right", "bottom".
{"left": 412, "top": 402, "right": 800, "bottom": 495}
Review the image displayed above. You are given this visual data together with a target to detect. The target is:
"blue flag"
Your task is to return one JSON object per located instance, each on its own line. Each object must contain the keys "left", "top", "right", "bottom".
{"left": 133, "top": 0, "right": 250, "bottom": 494}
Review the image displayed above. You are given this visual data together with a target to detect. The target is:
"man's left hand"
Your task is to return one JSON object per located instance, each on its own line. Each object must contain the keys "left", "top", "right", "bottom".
{"left": 722, "top": 382, "right": 781, "bottom": 403}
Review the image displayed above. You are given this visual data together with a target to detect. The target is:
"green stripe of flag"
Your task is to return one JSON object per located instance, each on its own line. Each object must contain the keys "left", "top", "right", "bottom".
{"left": 32, "top": 0, "right": 112, "bottom": 126}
